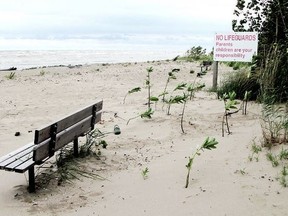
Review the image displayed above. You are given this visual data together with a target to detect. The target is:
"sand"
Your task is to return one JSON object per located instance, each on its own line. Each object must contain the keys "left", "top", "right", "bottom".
{"left": 0, "top": 60, "right": 287, "bottom": 216}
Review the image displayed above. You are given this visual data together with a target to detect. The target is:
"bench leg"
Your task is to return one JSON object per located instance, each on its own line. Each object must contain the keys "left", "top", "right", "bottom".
{"left": 28, "top": 166, "right": 36, "bottom": 193}
{"left": 73, "top": 138, "right": 79, "bottom": 157}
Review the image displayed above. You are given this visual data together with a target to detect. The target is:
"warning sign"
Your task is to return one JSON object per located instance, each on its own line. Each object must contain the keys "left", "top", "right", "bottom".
{"left": 213, "top": 32, "right": 258, "bottom": 62}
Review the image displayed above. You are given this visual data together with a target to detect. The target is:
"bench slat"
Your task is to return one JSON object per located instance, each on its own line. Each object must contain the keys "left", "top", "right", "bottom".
{"left": 3, "top": 152, "right": 34, "bottom": 172}
{"left": 0, "top": 143, "right": 35, "bottom": 170}
{"left": 14, "top": 159, "right": 35, "bottom": 173}
{"left": 33, "top": 112, "right": 102, "bottom": 162}
{"left": 34, "top": 101, "right": 103, "bottom": 144}
{"left": 0, "top": 142, "right": 34, "bottom": 164}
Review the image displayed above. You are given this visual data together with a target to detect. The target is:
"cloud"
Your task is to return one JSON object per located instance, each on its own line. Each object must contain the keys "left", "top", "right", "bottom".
{"left": 0, "top": 0, "right": 236, "bottom": 50}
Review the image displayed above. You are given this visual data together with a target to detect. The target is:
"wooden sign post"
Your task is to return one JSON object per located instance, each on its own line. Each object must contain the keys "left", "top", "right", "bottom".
{"left": 212, "top": 61, "right": 218, "bottom": 90}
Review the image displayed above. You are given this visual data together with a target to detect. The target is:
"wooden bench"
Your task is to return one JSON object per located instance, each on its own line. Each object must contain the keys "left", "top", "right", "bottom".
{"left": 200, "top": 61, "right": 213, "bottom": 71}
{"left": 0, "top": 101, "right": 103, "bottom": 192}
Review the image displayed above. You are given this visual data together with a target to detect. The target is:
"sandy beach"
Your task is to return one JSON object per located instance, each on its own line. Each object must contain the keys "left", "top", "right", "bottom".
{"left": 0, "top": 60, "right": 287, "bottom": 216}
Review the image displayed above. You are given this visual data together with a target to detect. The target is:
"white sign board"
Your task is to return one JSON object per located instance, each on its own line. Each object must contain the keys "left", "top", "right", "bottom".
{"left": 213, "top": 32, "right": 258, "bottom": 62}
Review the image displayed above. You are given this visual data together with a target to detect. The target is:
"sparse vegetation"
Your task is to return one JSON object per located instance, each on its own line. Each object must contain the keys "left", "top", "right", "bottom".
{"left": 164, "top": 83, "right": 187, "bottom": 115}
{"left": 217, "top": 70, "right": 259, "bottom": 101}
{"left": 261, "top": 103, "right": 288, "bottom": 148}
{"left": 35, "top": 128, "right": 108, "bottom": 188}
{"left": 123, "top": 87, "right": 141, "bottom": 104}
{"left": 126, "top": 108, "right": 154, "bottom": 125}
{"left": 160, "top": 68, "right": 179, "bottom": 102}
{"left": 221, "top": 91, "right": 239, "bottom": 137}
{"left": 266, "top": 152, "right": 279, "bottom": 167}
{"left": 146, "top": 66, "right": 154, "bottom": 109}
{"left": 5, "top": 72, "right": 16, "bottom": 80}
{"left": 141, "top": 167, "right": 149, "bottom": 179}
{"left": 179, "top": 46, "right": 212, "bottom": 62}
{"left": 39, "top": 70, "right": 46, "bottom": 76}
{"left": 185, "top": 137, "right": 218, "bottom": 188}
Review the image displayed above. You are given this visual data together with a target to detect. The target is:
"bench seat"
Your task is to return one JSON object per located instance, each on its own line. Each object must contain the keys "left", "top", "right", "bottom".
{"left": 0, "top": 142, "right": 35, "bottom": 173}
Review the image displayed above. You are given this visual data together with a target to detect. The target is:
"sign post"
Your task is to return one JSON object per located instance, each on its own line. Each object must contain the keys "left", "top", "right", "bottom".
{"left": 212, "top": 61, "right": 218, "bottom": 90}
{"left": 212, "top": 32, "right": 258, "bottom": 89}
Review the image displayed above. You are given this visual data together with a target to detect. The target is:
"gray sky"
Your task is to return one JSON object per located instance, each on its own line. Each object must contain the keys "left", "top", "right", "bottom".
{"left": 0, "top": 0, "right": 237, "bottom": 50}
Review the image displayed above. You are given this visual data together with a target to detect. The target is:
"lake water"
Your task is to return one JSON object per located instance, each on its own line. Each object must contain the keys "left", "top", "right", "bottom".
{"left": 0, "top": 49, "right": 184, "bottom": 70}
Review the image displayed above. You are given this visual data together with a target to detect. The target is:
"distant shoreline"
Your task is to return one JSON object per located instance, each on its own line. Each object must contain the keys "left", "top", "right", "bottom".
{"left": 0, "top": 49, "right": 183, "bottom": 70}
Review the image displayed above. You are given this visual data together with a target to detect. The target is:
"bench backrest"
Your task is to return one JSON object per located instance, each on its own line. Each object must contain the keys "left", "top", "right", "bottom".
{"left": 33, "top": 101, "right": 103, "bottom": 163}
{"left": 202, "top": 61, "right": 213, "bottom": 66}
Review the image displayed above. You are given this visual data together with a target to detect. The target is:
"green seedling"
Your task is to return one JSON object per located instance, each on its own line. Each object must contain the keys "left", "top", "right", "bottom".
{"left": 150, "top": 96, "right": 159, "bottom": 110}
{"left": 242, "top": 90, "right": 251, "bottom": 115}
{"left": 180, "top": 93, "right": 189, "bottom": 133}
{"left": 279, "top": 148, "right": 288, "bottom": 160}
{"left": 146, "top": 67, "right": 153, "bottom": 109}
{"left": 279, "top": 166, "right": 288, "bottom": 187}
{"left": 185, "top": 137, "right": 218, "bottom": 188}
{"left": 126, "top": 108, "right": 154, "bottom": 125}
{"left": 142, "top": 167, "right": 149, "bottom": 179}
{"left": 240, "top": 169, "right": 246, "bottom": 175}
{"left": 165, "top": 94, "right": 187, "bottom": 115}
{"left": 266, "top": 152, "right": 279, "bottom": 167}
{"left": 164, "top": 83, "right": 187, "bottom": 115}
{"left": 222, "top": 91, "right": 239, "bottom": 137}
{"left": 5, "top": 72, "right": 16, "bottom": 80}
{"left": 39, "top": 70, "right": 46, "bottom": 76}
{"left": 161, "top": 68, "right": 179, "bottom": 102}
{"left": 235, "top": 168, "right": 247, "bottom": 175}
{"left": 261, "top": 103, "right": 288, "bottom": 147}
{"left": 249, "top": 141, "right": 262, "bottom": 162}
{"left": 187, "top": 83, "right": 205, "bottom": 100}
{"left": 123, "top": 87, "right": 141, "bottom": 104}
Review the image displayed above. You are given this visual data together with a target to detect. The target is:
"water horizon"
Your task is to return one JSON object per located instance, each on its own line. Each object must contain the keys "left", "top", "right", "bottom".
{"left": 0, "top": 49, "right": 185, "bottom": 70}
{"left": 0, "top": 35, "right": 214, "bottom": 70}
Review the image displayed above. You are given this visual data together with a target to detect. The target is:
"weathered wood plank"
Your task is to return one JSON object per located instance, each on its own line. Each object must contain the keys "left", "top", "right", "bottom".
{"left": 0, "top": 144, "right": 35, "bottom": 170}
{"left": 14, "top": 159, "right": 35, "bottom": 173}
{"left": 0, "top": 142, "right": 34, "bottom": 164}
{"left": 33, "top": 112, "right": 101, "bottom": 162}
{"left": 4, "top": 152, "right": 34, "bottom": 171}
{"left": 34, "top": 101, "right": 103, "bottom": 144}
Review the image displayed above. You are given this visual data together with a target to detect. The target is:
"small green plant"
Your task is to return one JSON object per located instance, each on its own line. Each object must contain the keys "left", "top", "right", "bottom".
{"left": 279, "top": 166, "right": 288, "bottom": 187}
{"left": 187, "top": 83, "right": 205, "bottom": 100}
{"left": 222, "top": 91, "right": 239, "bottom": 137}
{"left": 216, "top": 70, "right": 259, "bottom": 101}
{"left": 266, "top": 152, "right": 279, "bottom": 167}
{"left": 161, "top": 68, "right": 179, "bottom": 102}
{"left": 279, "top": 148, "right": 288, "bottom": 160}
{"left": 235, "top": 168, "right": 247, "bottom": 175}
{"left": 39, "top": 70, "right": 46, "bottom": 76}
{"left": 249, "top": 140, "right": 262, "bottom": 162}
{"left": 126, "top": 108, "right": 154, "bottom": 125}
{"left": 239, "top": 168, "right": 246, "bottom": 175}
{"left": 180, "top": 93, "right": 189, "bottom": 133}
{"left": 242, "top": 90, "right": 251, "bottom": 115}
{"left": 185, "top": 137, "right": 218, "bottom": 188}
{"left": 5, "top": 72, "right": 16, "bottom": 80}
{"left": 261, "top": 104, "right": 287, "bottom": 147}
{"left": 141, "top": 167, "right": 149, "bottom": 179}
{"left": 164, "top": 83, "right": 187, "bottom": 115}
{"left": 146, "top": 67, "right": 153, "bottom": 109}
{"left": 150, "top": 96, "right": 159, "bottom": 110}
{"left": 79, "top": 129, "right": 108, "bottom": 157}
{"left": 123, "top": 87, "right": 141, "bottom": 104}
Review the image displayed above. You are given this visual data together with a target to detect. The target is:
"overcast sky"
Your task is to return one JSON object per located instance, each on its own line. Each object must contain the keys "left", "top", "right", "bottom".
{"left": 0, "top": 0, "right": 237, "bottom": 50}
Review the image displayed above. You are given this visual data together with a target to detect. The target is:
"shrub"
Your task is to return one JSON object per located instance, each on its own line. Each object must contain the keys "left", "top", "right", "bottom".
{"left": 217, "top": 70, "right": 260, "bottom": 100}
